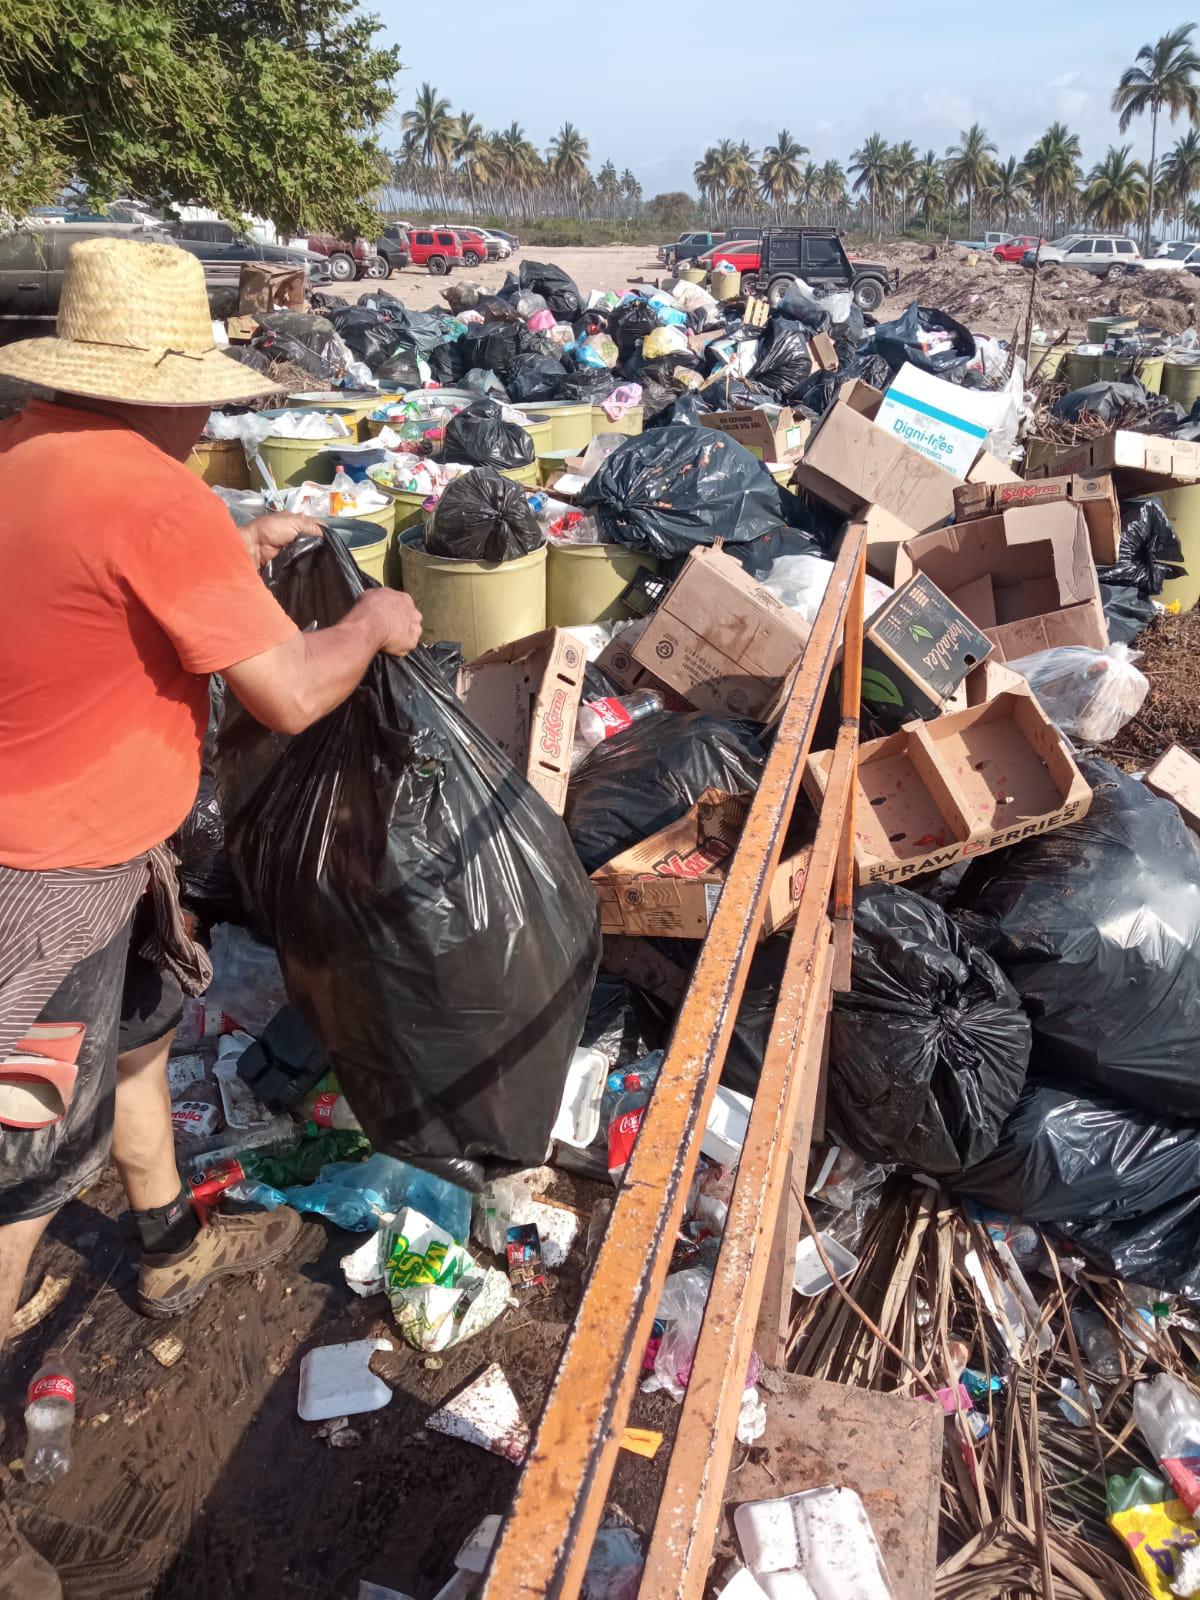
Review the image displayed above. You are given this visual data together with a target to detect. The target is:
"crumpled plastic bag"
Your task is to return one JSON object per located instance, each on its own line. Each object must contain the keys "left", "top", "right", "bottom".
{"left": 518, "top": 259, "right": 583, "bottom": 321}
{"left": 643, "top": 324, "right": 690, "bottom": 360}
{"left": 383, "top": 1207, "right": 514, "bottom": 1351}
{"left": 442, "top": 398, "right": 534, "bottom": 470}
{"left": 1006, "top": 643, "right": 1149, "bottom": 744}
{"left": 1099, "top": 497, "right": 1188, "bottom": 596}
{"left": 869, "top": 303, "right": 976, "bottom": 379}
{"left": 425, "top": 468, "right": 542, "bottom": 563}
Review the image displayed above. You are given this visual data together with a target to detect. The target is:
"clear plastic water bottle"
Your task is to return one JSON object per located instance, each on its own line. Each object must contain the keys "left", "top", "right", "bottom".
{"left": 24, "top": 1355, "right": 77, "bottom": 1484}
{"left": 572, "top": 692, "right": 667, "bottom": 768}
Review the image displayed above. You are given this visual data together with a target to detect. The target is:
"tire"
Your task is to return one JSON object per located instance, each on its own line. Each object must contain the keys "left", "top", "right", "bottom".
{"left": 739, "top": 273, "right": 760, "bottom": 294}
{"left": 327, "top": 252, "right": 355, "bottom": 282}
{"left": 766, "top": 275, "right": 799, "bottom": 309}
{"left": 362, "top": 255, "right": 389, "bottom": 280}
{"left": 853, "top": 277, "right": 884, "bottom": 312}
{"left": 1106, "top": 263, "right": 1133, "bottom": 281}
{"left": 463, "top": 249, "right": 481, "bottom": 267}
{"left": 427, "top": 255, "right": 448, "bottom": 276}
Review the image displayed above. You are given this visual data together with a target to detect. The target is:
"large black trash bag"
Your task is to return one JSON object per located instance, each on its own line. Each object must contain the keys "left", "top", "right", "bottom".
{"left": 1053, "top": 379, "right": 1182, "bottom": 429}
{"left": 579, "top": 427, "right": 794, "bottom": 560}
{"left": 508, "top": 354, "right": 566, "bottom": 403}
{"left": 608, "top": 298, "right": 661, "bottom": 356}
{"left": 869, "top": 304, "right": 976, "bottom": 379}
{"left": 322, "top": 306, "right": 405, "bottom": 370}
{"left": 251, "top": 313, "right": 346, "bottom": 382}
{"left": 442, "top": 398, "right": 534, "bottom": 471}
{"left": 749, "top": 320, "right": 814, "bottom": 401}
{"left": 828, "top": 888, "right": 1030, "bottom": 1176}
{"left": 215, "top": 533, "right": 600, "bottom": 1185}
{"left": 565, "top": 711, "right": 765, "bottom": 873}
{"left": 373, "top": 347, "right": 423, "bottom": 390}
{"left": 170, "top": 679, "right": 243, "bottom": 924}
{"left": 953, "top": 1083, "right": 1200, "bottom": 1298}
{"left": 952, "top": 759, "right": 1200, "bottom": 1116}
{"left": 556, "top": 367, "right": 617, "bottom": 404}
{"left": 518, "top": 259, "right": 583, "bottom": 321}
{"left": 645, "top": 392, "right": 710, "bottom": 429}
{"left": 1097, "top": 497, "right": 1187, "bottom": 596}
{"left": 457, "top": 322, "right": 522, "bottom": 380}
{"left": 427, "top": 339, "right": 468, "bottom": 386}
{"left": 425, "top": 468, "right": 541, "bottom": 563}
{"left": 1099, "top": 581, "right": 1156, "bottom": 643}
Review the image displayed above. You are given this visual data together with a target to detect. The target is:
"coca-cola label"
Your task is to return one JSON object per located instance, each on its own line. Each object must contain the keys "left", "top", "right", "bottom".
{"left": 310, "top": 1092, "right": 339, "bottom": 1127}
{"left": 608, "top": 1106, "right": 645, "bottom": 1176}
{"left": 593, "top": 698, "right": 634, "bottom": 736}
{"left": 29, "top": 1374, "right": 74, "bottom": 1406}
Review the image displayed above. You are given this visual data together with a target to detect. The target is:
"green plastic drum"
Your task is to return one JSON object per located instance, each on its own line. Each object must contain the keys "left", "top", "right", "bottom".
{"left": 1096, "top": 354, "right": 1164, "bottom": 391}
{"left": 255, "top": 424, "right": 348, "bottom": 488}
{"left": 1027, "top": 342, "right": 1067, "bottom": 382}
{"left": 1087, "top": 316, "right": 1138, "bottom": 344}
{"left": 680, "top": 266, "right": 707, "bottom": 285}
{"left": 289, "top": 391, "right": 402, "bottom": 440}
{"left": 398, "top": 529, "right": 547, "bottom": 657}
{"left": 1162, "top": 359, "right": 1200, "bottom": 409}
{"left": 711, "top": 267, "right": 741, "bottom": 302}
{"left": 1157, "top": 485, "right": 1200, "bottom": 611}
{"left": 1063, "top": 350, "right": 1101, "bottom": 390}
{"left": 594, "top": 405, "right": 643, "bottom": 438}
{"left": 546, "top": 543, "right": 659, "bottom": 627}
{"left": 501, "top": 459, "right": 542, "bottom": 488}
{"left": 512, "top": 416, "right": 554, "bottom": 456}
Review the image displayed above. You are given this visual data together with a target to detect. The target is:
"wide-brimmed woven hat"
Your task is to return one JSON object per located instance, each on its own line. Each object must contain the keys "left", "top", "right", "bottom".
{"left": 0, "top": 235, "right": 283, "bottom": 406}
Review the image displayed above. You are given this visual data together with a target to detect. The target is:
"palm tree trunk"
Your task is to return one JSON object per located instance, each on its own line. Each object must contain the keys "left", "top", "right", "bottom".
{"left": 1146, "top": 104, "right": 1159, "bottom": 253}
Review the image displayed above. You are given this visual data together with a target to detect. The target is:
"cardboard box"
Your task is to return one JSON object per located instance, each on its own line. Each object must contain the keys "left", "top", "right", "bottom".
{"left": 458, "top": 629, "right": 586, "bottom": 814}
{"left": 849, "top": 504, "right": 922, "bottom": 583}
{"left": 859, "top": 573, "right": 993, "bottom": 735}
{"left": 804, "top": 690, "right": 1092, "bottom": 885}
{"left": 876, "top": 363, "right": 1009, "bottom": 478}
{"left": 700, "top": 405, "right": 811, "bottom": 463}
{"left": 595, "top": 621, "right": 674, "bottom": 696}
{"left": 630, "top": 547, "right": 811, "bottom": 720}
{"left": 893, "top": 503, "right": 1107, "bottom": 660}
{"left": 945, "top": 659, "right": 1027, "bottom": 712}
{"left": 599, "top": 936, "right": 689, "bottom": 1009}
{"left": 1031, "top": 431, "right": 1200, "bottom": 493}
{"left": 954, "top": 474, "right": 1120, "bottom": 567}
{"left": 809, "top": 332, "right": 839, "bottom": 372}
{"left": 966, "top": 450, "right": 1022, "bottom": 488}
{"left": 592, "top": 788, "right": 812, "bottom": 939}
{"left": 1145, "top": 744, "right": 1200, "bottom": 834}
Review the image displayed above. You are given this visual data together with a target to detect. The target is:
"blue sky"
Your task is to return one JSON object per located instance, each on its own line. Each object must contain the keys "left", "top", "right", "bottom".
{"left": 372, "top": 1, "right": 1198, "bottom": 192}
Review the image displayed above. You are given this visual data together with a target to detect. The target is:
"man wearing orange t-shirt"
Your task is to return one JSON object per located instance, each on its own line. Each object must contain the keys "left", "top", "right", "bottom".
{"left": 0, "top": 240, "right": 420, "bottom": 1590}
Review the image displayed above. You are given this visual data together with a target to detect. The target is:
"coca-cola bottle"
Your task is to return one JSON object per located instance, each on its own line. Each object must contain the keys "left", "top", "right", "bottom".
{"left": 24, "top": 1354, "right": 76, "bottom": 1484}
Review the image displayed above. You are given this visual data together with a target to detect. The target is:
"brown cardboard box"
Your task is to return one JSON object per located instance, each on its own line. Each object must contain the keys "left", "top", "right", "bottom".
{"left": 953, "top": 474, "right": 1120, "bottom": 567}
{"left": 859, "top": 573, "right": 993, "bottom": 734}
{"left": 804, "top": 690, "right": 1092, "bottom": 885}
{"left": 594, "top": 621, "right": 673, "bottom": 696}
{"left": 808, "top": 332, "right": 839, "bottom": 372}
{"left": 458, "top": 629, "right": 586, "bottom": 814}
{"left": 791, "top": 380, "right": 966, "bottom": 531}
{"left": 965, "top": 450, "right": 1022, "bottom": 488}
{"left": 893, "top": 502, "right": 1107, "bottom": 660}
{"left": 700, "top": 406, "right": 811, "bottom": 463}
{"left": 599, "top": 936, "right": 689, "bottom": 1009}
{"left": 1030, "top": 431, "right": 1200, "bottom": 493}
{"left": 629, "top": 547, "right": 811, "bottom": 720}
{"left": 592, "top": 788, "right": 812, "bottom": 939}
{"left": 840, "top": 504, "right": 923, "bottom": 583}
{"left": 1145, "top": 744, "right": 1200, "bottom": 834}
{"left": 945, "top": 659, "right": 1027, "bottom": 712}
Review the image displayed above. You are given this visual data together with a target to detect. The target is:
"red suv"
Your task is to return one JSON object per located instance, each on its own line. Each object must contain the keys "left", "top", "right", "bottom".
{"left": 304, "top": 234, "right": 382, "bottom": 282}
{"left": 444, "top": 226, "right": 489, "bottom": 267}
{"left": 408, "top": 228, "right": 465, "bottom": 275}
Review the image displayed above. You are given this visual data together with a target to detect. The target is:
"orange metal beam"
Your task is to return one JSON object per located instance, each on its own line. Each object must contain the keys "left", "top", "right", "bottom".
{"left": 481, "top": 526, "right": 867, "bottom": 1600}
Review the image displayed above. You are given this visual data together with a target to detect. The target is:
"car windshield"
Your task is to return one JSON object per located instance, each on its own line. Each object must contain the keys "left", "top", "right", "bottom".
{"left": 1049, "top": 236, "right": 1081, "bottom": 248}
{"left": 1163, "top": 243, "right": 1195, "bottom": 260}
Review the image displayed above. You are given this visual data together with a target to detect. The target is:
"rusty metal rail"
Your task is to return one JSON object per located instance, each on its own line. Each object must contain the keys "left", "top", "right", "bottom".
{"left": 481, "top": 524, "right": 867, "bottom": 1599}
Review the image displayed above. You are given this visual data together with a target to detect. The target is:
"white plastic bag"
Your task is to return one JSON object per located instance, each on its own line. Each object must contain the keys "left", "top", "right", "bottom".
{"left": 1007, "top": 643, "right": 1149, "bottom": 744}
{"left": 761, "top": 554, "right": 892, "bottom": 627}
{"left": 642, "top": 1266, "right": 712, "bottom": 1399}
{"left": 206, "top": 923, "right": 289, "bottom": 1034}
{"left": 643, "top": 325, "right": 690, "bottom": 360}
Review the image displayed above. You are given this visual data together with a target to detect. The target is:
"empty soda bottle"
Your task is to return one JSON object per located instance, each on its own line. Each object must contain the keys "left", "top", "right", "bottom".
{"left": 572, "top": 692, "right": 667, "bottom": 768}
{"left": 24, "top": 1354, "right": 77, "bottom": 1484}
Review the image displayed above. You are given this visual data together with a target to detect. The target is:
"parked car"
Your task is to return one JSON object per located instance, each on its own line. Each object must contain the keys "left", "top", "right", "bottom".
{"left": 430, "top": 224, "right": 490, "bottom": 266}
{"left": 489, "top": 228, "right": 520, "bottom": 250}
{"left": 955, "top": 231, "right": 1012, "bottom": 251}
{"left": 993, "top": 235, "right": 1046, "bottom": 263}
{"left": 407, "top": 228, "right": 465, "bottom": 275}
{"left": 373, "top": 226, "right": 411, "bottom": 276}
{"left": 475, "top": 229, "right": 513, "bottom": 259}
{"left": 1149, "top": 241, "right": 1200, "bottom": 274}
{"left": 1022, "top": 234, "right": 1143, "bottom": 277}
{"left": 168, "top": 218, "right": 331, "bottom": 288}
{"left": 698, "top": 229, "right": 898, "bottom": 312}
{"left": 304, "top": 233, "right": 382, "bottom": 282}
{"left": 0, "top": 221, "right": 178, "bottom": 330}
{"left": 659, "top": 231, "right": 727, "bottom": 267}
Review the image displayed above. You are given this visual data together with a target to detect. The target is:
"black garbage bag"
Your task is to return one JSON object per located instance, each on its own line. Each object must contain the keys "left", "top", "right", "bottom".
{"left": 443, "top": 282, "right": 480, "bottom": 313}
{"left": 215, "top": 532, "right": 600, "bottom": 1185}
{"left": 748, "top": 321, "right": 814, "bottom": 401}
{"left": 608, "top": 298, "right": 661, "bottom": 355}
{"left": 1167, "top": 395, "right": 1200, "bottom": 442}
{"left": 457, "top": 322, "right": 522, "bottom": 381}
{"left": 1053, "top": 379, "right": 1182, "bottom": 428}
{"left": 1099, "top": 581, "right": 1156, "bottom": 643}
{"left": 442, "top": 398, "right": 534, "bottom": 470}
{"left": 565, "top": 711, "right": 765, "bottom": 873}
{"left": 725, "top": 522, "right": 828, "bottom": 577}
{"left": 870, "top": 304, "right": 976, "bottom": 379}
{"left": 425, "top": 467, "right": 541, "bottom": 563}
{"left": 517, "top": 328, "right": 562, "bottom": 362}
{"left": 645, "top": 392, "right": 710, "bottom": 429}
{"left": 1097, "top": 497, "right": 1187, "bottom": 596}
{"left": 508, "top": 354, "right": 567, "bottom": 403}
{"left": 322, "top": 306, "right": 405, "bottom": 371}
{"left": 373, "top": 347, "right": 424, "bottom": 390}
{"left": 773, "top": 281, "right": 832, "bottom": 333}
{"left": 555, "top": 367, "right": 616, "bottom": 404}
{"left": 794, "top": 347, "right": 893, "bottom": 416}
{"left": 518, "top": 259, "right": 583, "bottom": 321}
{"left": 579, "top": 427, "right": 794, "bottom": 560}
{"left": 171, "top": 679, "right": 242, "bottom": 924}
{"left": 225, "top": 345, "right": 274, "bottom": 376}
{"left": 828, "top": 888, "right": 1030, "bottom": 1176}
{"left": 251, "top": 313, "right": 346, "bottom": 382}
{"left": 390, "top": 307, "right": 462, "bottom": 356}
{"left": 427, "top": 339, "right": 468, "bottom": 386}
{"left": 952, "top": 759, "right": 1200, "bottom": 1116}
{"left": 461, "top": 367, "right": 508, "bottom": 400}
{"left": 356, "top": 288, "right": 405, "bottom": 312}
{"left": 474, "top": 294, "right": 523, "bottom": 324}
{"left": 953, "top": 1083, "right": 1200, "bottom": 1297}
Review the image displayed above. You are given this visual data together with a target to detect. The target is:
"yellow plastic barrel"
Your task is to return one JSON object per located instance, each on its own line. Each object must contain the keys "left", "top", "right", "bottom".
{"left": 538, "top": 449, "right": 579, "bottom": 484}
{"left": 1087, "top": 316, "right": 1137, "bottom": 344}
{"left": 289, "top": 391, "right": 401, "bottom": 440}
{"left": 711, "top": 267, "right": 741, "bottom": 302}
{"left": 594, "top": 405, "right": 643, "bottom": 438}
{"left": 501, "top": 459, "right": 541, "bottom": 487}
{"left": 680, "top": 266, "right": 707, "bottom": 285}
{"left": 326, "top": 512, "right": 396, "bottom": 585}
{"left": 1096, "top": 353, "right": 1164, "bottom": 391}
{"left": 1162, "top": 359, "right": 1200, "bottom": 409}
{"left": 546, "top": 543, "right": 659, "bottom": 627}
{"left": 1157, "top": 486, "right": 1200, "bottom": 611}
{"left": 517, "top": 401, "right": 597, "bottom": 453}
{"left": 397, "top": 530, "right": 547, "bottom": 657}
{"left": 512, "top": 416, "right": 554, "bottom": 456}
{"left": 186, "top": 439, "right": 251, "bottom": 489}
{"left": 1063, "top": 349, "right": 1101, "bottom": 390}
{"left": 1027, "top": 341, "right": 1067, "bottom": 382}
{"left": 388, "top": 488, "right": 433, "bottom": 535}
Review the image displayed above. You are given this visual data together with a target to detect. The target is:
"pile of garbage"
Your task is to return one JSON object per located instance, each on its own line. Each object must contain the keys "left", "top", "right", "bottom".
{"left": 165, "top": 246, "right": 1200, "bottom": 1596}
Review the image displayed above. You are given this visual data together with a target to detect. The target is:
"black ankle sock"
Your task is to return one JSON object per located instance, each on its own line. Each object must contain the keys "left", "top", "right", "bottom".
{"left": 133, "top": 1184, "right": 200, "bottom": 1257}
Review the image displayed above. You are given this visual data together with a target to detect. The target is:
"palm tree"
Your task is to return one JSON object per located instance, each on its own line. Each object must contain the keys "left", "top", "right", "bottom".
{"left": 595, "top": 159, "right": 620, "bottom": 220}
{"left": 797, "top": 160, "right": 819, "bottom": 222}
{"left": 494, "top": 122, "right": 539, "bottom": 218}
{"left": 945, "top": 124, "right": 998, "bottom": 236}
{"left": 1084, "top": 145, "right": 1149, "bottom": 231}
{"left": 1023, "top": 123, "right": 1082, "bottom": 235}
{"left": 759, "top": 130, "right": 807, "bottom": 221}
{"left": 887, "top": 140, "right": 919, "bottom": 233}
{"left": 452, "top": 112, "right": 491, "bottom": 214}
{"left": 693, "top": 148, "right": 721, "bottom": 221}
{"left": 913, "top": 151, "right": 944, "bottom": 233}
{"left": 549, "top": 121, "right": 591, "bottom": 216}
{"left": 620, "top": 169, "right": 642, "bottom": 219}
{"left": 710, "top": 138, "right": 742, "bottom": 227}
{"left": 402, "top": 82, "right": 456, "bottom": 211}
{"left": 849, "top": 133, "right": 892, "bottom": 237}
{"left": 729, "top": 146, "right": 760, "bottom": 224}
{"left": 819, "top": 159, "right": 846, "bottom": 227}
{"left": 1113, "top": 24, "right": 1200, "bottom": 249}
{"left": 987, "top": 156, "right": 1029, "bottom": 233}
{"left": 1161, "top": 128, "right": 1200, "bottom": 236}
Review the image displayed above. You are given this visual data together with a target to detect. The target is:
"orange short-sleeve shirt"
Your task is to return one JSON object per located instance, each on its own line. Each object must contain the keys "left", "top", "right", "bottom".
{"left": 0, "top": 400, "right": 298, "bottom": 869}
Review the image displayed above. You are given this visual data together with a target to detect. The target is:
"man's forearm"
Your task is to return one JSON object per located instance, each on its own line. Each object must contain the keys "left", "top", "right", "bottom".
{"left": 282, "top": 606, "right": 391, "bottom": 731}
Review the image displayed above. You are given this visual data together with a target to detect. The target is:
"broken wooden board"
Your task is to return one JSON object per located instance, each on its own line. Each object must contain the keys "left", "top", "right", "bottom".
{"left": 718, "top": 1373, "right": 941, "bottom": 1600}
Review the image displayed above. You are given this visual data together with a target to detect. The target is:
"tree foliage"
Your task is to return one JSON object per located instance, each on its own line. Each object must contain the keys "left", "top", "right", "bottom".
{"left": 0, "top": 0, "right": 400, "bottom": 231}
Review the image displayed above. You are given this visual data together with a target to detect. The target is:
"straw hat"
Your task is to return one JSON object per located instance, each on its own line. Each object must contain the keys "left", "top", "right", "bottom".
{"left": 0, "top": 236, "right": 283, "bottom": 406}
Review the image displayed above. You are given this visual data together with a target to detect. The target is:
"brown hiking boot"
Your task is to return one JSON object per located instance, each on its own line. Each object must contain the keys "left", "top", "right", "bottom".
{"left": 0, "top": 1500, "right": 61, "bottom": 1600}
{"left": 138, "top": 1205, "right": 302, "bottom": 1318}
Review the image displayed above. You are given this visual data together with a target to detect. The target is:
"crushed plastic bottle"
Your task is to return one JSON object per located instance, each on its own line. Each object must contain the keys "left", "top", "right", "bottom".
{"left": 24, "top": 1354, "right": 76, "bottom": 1484}
{"left": 572, "top": 692, "right": 667, "bottom": 769}
{"left": 1134, "top": 1372, "right": 1200, "bottom": 1514}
